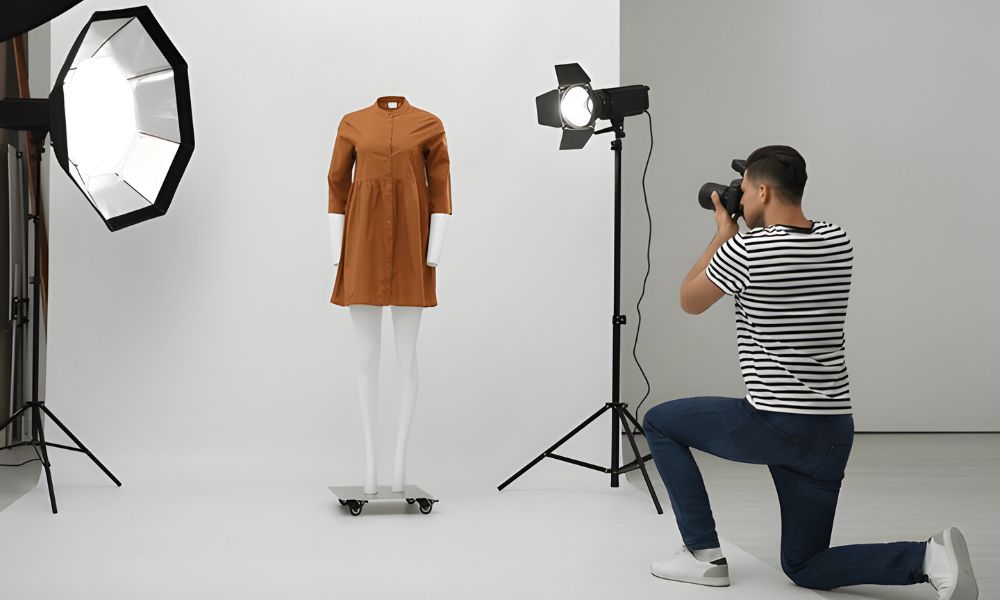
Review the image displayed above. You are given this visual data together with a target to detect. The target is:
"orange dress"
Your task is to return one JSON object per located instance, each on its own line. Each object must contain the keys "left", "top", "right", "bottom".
{"left": 328, "top": 96, "right": 452, "bottom": 307}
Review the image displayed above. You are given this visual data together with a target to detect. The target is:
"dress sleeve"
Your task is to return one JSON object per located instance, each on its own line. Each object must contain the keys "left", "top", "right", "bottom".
{"left": 424, "top": 120, "right": 452, "bottom": 215}
{"left": 706, "top": 234, "right": 751, "bottom": 296}
{"left": 327, "top": 118, "right": 355, "bottom": 214}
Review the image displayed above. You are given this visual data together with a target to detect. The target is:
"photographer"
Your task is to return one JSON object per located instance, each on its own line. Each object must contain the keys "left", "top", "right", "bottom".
{"left": 641, "top": 145, "right": 977, "bottom": 599}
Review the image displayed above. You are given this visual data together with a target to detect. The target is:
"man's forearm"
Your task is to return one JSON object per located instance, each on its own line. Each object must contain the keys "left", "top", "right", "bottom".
{"left": 683, "top": 230, "right": 736, "bottom": 287}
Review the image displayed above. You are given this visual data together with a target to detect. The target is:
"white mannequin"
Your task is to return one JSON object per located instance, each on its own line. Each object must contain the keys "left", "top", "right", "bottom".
{"left": 330, "top": 212, "right": 451, "bottom": 493}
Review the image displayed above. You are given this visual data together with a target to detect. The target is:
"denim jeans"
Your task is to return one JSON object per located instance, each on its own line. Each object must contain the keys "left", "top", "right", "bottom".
{"left": 642, "top": 396, "right": 928, "bottom": 590}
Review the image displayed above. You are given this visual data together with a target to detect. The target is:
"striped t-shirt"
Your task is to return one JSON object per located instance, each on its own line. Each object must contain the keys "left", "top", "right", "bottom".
{"left": 705, "top": 220, "right": 853, "bottom": 415}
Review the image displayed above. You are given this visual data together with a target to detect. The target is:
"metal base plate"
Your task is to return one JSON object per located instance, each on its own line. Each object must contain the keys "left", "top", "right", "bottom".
{"left": 328, "top": 484, "right": 434, "bottom": 502}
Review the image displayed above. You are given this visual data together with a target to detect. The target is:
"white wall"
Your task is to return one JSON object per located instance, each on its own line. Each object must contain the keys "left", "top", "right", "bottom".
{"left": 45, "top": 0, "right": 620, "bottom": 486}
{"left": 621, "top": 0, "right": 1000, "bottom": 431}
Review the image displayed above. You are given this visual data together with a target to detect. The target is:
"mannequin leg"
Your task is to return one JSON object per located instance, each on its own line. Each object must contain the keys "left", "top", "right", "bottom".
{"left": 390, "top": 306, "right": 423, "bottom": 492}
{"left": 349, "top": 304, "right": 382, "bottom": 494}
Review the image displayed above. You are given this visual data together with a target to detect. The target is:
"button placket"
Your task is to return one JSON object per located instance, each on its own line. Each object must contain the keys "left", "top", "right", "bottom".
{"left": 385, "top": 111, "right": 396, "bottom": 301}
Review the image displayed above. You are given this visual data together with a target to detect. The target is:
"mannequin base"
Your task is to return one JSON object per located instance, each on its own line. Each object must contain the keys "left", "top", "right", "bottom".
{"left": 329, "top": 484, "right": 437, "bottom": 516}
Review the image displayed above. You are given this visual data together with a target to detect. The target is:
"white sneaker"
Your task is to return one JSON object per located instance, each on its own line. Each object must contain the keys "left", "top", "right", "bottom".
{"left": 651, "top": 545, "right": 730, "bottom": 587}
{"left": 924, "top": 527, "right": 978, "bottom": 600}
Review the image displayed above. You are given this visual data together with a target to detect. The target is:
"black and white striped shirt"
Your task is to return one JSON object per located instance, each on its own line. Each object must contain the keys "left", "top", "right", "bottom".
{"left": 705, "top": 220, "right": 852, "bottom": 415}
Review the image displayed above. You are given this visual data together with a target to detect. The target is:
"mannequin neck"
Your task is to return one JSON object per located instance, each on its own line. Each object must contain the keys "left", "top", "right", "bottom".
{"left": 376, "top": 96, "right": 408, "bottom": 112}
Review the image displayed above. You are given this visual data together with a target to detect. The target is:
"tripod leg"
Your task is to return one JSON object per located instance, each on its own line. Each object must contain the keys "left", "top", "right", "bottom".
{"left": 31, "top": 405, "right": 58, "bottom": 514}
{"left": 618, "top": 405, "right": 658, "bottom": 471}
{"left": 617, "top": 406, "right": 663, "bottom": 514}
{"left": 498, "top": 404, "right": 611, "bottom": 491}
{"left": 611, "top": 405, "right": 620, "bottom": 488}
{"left": 619, "top": 405, "right": 648, "bottom": 436}
{"left": 40, "top": 405, "right": 122, "bottom": 487}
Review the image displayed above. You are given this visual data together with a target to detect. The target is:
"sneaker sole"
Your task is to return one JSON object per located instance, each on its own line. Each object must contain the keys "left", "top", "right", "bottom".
{"left": 945, "top": 527, "right": 978, "bottom": 600}
{"left": 650, "top": 570, "right": 731, "bottom": 587}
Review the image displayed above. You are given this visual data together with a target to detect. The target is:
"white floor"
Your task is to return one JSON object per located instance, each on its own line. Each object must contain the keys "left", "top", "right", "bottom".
{"left": 0, "top": 470, "right": 816, "bottom": 600}
{"left": 1, "top": 434, "right": 995, "bottom": 599}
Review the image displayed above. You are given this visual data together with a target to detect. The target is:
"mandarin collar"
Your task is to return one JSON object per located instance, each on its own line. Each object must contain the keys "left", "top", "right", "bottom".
{"left": 374, "top": 96, "right": 411, "bottom": 116}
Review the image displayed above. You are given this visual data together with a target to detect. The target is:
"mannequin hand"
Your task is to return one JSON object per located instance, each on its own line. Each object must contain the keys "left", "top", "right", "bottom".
{"left": 711, "top": 191, "right": 739, "bottom": 239}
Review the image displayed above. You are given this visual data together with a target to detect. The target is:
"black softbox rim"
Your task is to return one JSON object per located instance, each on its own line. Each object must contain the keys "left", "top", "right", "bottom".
{"left": 49, "top": 5, "right": 194, "bottom": 232}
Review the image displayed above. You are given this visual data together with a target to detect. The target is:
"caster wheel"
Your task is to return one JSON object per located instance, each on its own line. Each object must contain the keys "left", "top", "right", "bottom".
{"left": 417, "top": 499, "right": 433, "bottom": 514}
{"left": 338, "top": 499, "right": 347, "bottom": 506}
{"left": 347, "top": 500, "right": 364, "bottom": 516}
{"left": 406, "top": 498, "right": 416, "bottom": 505}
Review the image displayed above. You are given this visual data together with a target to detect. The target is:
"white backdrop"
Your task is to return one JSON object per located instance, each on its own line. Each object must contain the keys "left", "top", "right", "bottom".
{"left": 621, "top": 0, "right": 1000, "bottom": 431}
{"left": 44, "top": 0, "right": 620, "bottom": 487}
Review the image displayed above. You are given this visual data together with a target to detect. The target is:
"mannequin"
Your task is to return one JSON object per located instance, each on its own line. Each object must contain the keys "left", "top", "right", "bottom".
{"left": 330, "top": 212, "right": 451, "bottom": 493}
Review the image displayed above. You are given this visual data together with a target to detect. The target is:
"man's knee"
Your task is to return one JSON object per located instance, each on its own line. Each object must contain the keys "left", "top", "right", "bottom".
{"left": 642, "top": 402, "right": 670, "bottom": 437}
{"left": 781, "top": 558, "right": 834, "bottom": 591}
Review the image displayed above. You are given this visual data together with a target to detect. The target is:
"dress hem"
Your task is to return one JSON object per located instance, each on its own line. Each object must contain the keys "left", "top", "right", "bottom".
{"left": 331, "top": 299, "right": 437, "bottom": 308}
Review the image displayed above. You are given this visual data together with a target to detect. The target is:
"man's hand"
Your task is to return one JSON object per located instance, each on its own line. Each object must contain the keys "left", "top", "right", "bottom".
{"left": 680, "top": 192, "right": 738, "bottom": 314}
{"left": 711, "top": 191, "right": 739, "bottom": 240}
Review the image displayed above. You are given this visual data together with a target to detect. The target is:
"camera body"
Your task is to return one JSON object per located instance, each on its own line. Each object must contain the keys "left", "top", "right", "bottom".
{"left": 699, "top": 159, "right": 747, "bottom": 219}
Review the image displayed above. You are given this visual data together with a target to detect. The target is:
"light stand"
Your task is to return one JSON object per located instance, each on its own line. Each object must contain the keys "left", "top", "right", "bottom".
{"left": 0, "top": 5, "right": 194, "bottom": 511}
{"left": 0, "top": 131, "right": 121, "bottom": 514}
{"left": 498, "top": 108, "right": 663, "bottom": 514}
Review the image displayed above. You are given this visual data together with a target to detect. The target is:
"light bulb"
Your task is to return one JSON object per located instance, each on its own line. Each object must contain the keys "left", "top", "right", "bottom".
{"left": 560, "top": 85, "right": 593, "bottom": 129}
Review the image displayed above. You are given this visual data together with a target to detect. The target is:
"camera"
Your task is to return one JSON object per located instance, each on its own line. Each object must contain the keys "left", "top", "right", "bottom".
{"left": 699, "top": 159, "right": 747, "bottom": 219}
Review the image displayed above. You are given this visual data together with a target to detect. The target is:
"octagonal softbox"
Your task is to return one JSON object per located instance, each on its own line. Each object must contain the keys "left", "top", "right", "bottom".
{"left": 48, "top": 6, "right": 194, "bottom": 232}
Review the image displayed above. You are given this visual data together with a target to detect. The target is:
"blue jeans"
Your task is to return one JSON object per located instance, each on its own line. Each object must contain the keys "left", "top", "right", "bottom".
{"left": 642, "top": 396, "right": 928, "bottom": 590}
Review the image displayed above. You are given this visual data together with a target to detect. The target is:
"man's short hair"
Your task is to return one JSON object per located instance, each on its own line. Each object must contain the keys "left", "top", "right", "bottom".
{"left": 745, "top": 145, "right": 808, "bottom": 204}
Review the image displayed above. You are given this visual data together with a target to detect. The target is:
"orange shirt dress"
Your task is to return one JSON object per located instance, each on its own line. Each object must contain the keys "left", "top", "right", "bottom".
{"left": 327, "top": 96, "right": 452, "bottom": 308}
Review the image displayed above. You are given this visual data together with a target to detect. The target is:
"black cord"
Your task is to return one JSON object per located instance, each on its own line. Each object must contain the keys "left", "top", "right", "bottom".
{"left": 0, "top": 458, "right": 41, "bottom": 468}
{"left": 632, "top": 110, "right": 654, "bottom": 419}
{"left": 0, "top": 426, "right": 46, "bottom": 469}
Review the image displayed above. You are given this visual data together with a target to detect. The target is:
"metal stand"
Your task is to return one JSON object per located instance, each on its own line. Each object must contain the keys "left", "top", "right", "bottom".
{"left": 0, "top": 140, "right": 121, "bottom": 514}
{"left": 497, "top": 118, "right": 663, "bottom": 514}
{"left": 329, "top": 485, "right": 438, "bottom": 516}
